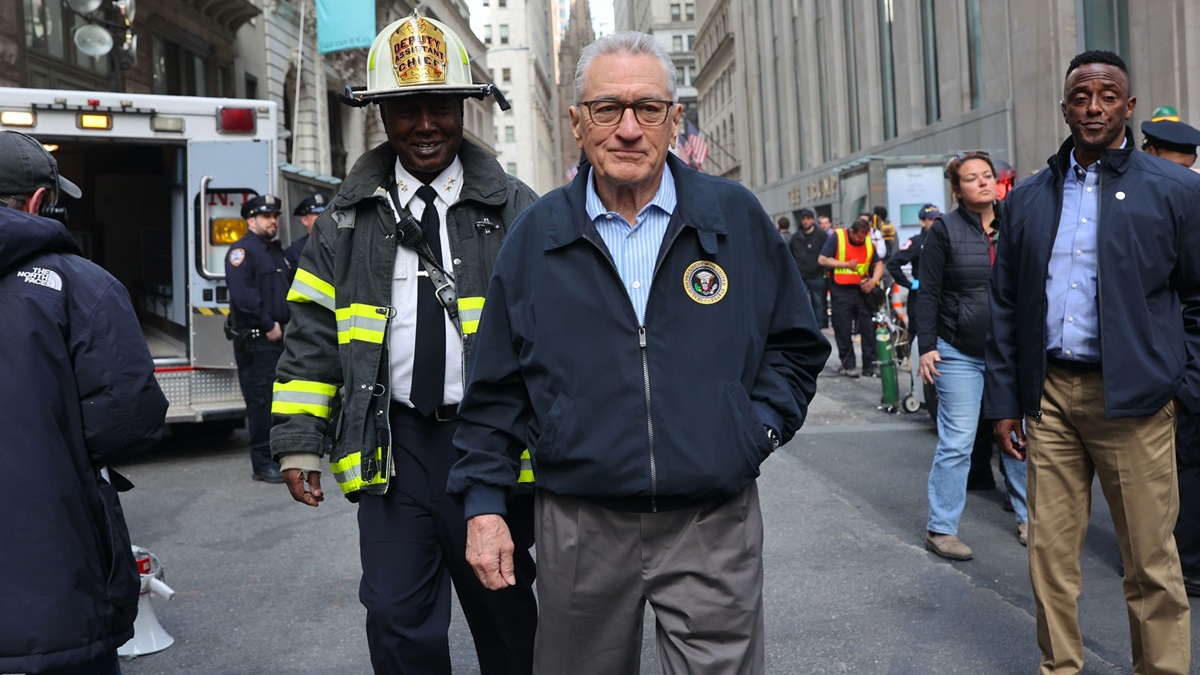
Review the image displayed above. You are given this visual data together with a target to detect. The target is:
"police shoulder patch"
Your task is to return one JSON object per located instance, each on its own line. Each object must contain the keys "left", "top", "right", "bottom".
{"left": 229, "top": 248, "right": 246, "bottom": 267}
{"left": 900, "top": 239, "right": 913, "bottom": 251}
{"left": 684, "top": 260, "right": 728, "bottom": 305}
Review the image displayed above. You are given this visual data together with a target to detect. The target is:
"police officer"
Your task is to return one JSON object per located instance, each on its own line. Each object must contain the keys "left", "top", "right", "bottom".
{"left": 285, "top": 193, "right": 326, "bottom": 269}
{"left": 1142, "top": 105, "right": 1200, "bottom": 596}
{"left": 1142, "top": 105, "right": 1200, "bottom": 171}
{"left": 227, "top": 193, "right": 290, "bottom": 483}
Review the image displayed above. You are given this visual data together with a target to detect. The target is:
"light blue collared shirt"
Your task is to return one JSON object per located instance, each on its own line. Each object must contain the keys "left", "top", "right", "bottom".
{"left": 586, "top": 164, "right": 677, "bottom": 324}
{"left": 1045, "top": 146, "right": 1111, "bottom": 362}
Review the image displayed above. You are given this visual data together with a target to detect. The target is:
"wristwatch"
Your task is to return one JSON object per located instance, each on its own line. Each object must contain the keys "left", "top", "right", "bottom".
{"left": 764, "top": 426, "right": 781, "bottom": 450}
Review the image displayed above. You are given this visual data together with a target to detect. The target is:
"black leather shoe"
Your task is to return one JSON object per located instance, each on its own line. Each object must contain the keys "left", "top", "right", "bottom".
{"left": 252, "top": 466, "right": 284, "bottom": 484}
{"left": 1185, "top": 575, "right": 1200, "bottom": 597}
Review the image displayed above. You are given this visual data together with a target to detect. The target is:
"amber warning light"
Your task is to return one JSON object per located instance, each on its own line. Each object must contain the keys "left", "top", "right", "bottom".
{"left": 217, "top": 107, "right": 255, "bottom": 134}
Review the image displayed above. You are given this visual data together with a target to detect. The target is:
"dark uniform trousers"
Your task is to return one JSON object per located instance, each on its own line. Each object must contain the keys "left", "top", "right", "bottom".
{"left": 233, "top": 338, "right": 284, "bottom": 474}
{"left": 829, "top": 283, "right": 877, "bottom": 371}
{"left": 358, "top": 405, "right": 537, "bottom": 674}
{"left": 1176, "top": 410, "right": 1200, "bottom": 578}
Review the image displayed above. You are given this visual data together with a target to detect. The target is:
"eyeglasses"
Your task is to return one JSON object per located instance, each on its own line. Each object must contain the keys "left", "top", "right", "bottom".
{"left": 953, "top": 150, "right": 991, "bottom": 160}
{"left": 578, "top": 99, "right": 675, "bottom": 127}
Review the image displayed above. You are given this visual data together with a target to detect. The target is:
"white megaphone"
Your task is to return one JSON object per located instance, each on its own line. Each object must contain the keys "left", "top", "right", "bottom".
{"left": 117, "top": 546, "right": 175, "bottom": 658}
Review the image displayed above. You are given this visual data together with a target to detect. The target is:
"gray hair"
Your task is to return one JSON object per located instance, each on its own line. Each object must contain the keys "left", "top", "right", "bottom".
{"left": 574, "top": 31, "right": 677, "bottom": 103}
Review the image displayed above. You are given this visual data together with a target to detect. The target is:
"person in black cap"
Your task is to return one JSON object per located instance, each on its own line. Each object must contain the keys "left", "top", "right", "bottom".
{"left": 0, "top": 130, "right": 167, "bottom": 674}
{"left": 789, "top": 207, "right": 829, "bottom": 328}
{"left": 285, "top": 193, "right": 326, "bottom": 269}
{"left": 1142, "top": 106, "right": 1200, "bottom": 170}
{"left": 1143, "top": 107, "right": 1200, "bottom": 598}
{"left": 226, "top": 193, "right": 290, "bottom": 483}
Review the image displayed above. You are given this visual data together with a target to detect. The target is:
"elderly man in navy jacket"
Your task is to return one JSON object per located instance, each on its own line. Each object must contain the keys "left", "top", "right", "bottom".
{"left": 448, "top": 31, "right": 828, "bottom": 673}
{"left": 984, "top": 50, "right": 1200, "bottom": 675}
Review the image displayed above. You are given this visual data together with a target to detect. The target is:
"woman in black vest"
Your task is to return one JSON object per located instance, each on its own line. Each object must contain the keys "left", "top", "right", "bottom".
{"left": 914, "top": 151, "right": 1028, "bottom": 561}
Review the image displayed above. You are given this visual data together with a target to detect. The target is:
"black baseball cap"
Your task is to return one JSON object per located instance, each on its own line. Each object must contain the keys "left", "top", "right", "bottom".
{"left": 918, "top": 204, "right": 941, "bottom": 220}
{"left": 0, "top": 130, "right": 82, "bottom": 199}
{"left": 292, "top": 194, "right": 327, "bottom": 216}
{"left": 241, "top": 194, "right": 283, "bottom": 219}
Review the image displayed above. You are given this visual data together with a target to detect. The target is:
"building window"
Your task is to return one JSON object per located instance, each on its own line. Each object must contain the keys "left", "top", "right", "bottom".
{"left": 502, "top": 67, "right": 512, "bottom": 83}
{"left": 484, "top": 25, "right": 492, "bottom": 44}
{"left": 965, "top": 0, "right": 985, "bottom": 109}
{"left": 688, "top": 34, "right": 694, "bottom": 50}
{"left": 506, "top": 162, "right": 518, "bottom": 175}
{"left": 671, "top": 3, "right": 681, "bottom": 21}
{"left": 500, "top": 24, "right": 509, "bottom": 45}
{"left": 151, "top": 34, "right": 216, "bottom": 96}
{"left": 920, "top": 0, "right": 940, "bottom": 123}
{"left": 686, "top": 3, "right": 694, "bottom": 20}
{"left": 1080, "top": 0, "right": 1129, "bottom": 58}
{"left": 498, "top": 0, "right": 506, "bottom": 6}
{"left": 24, "top": 0, "right": 110, "bottom": 76}
{"left": 673, "top": 35, "right": 683, "bottom": 52}
{"left": 505, "top": 125, "right": 515, "bottom": 142}
{"left": 675, "top": 66, "right": 685, "bottom": 86}
{"left": 876, "top": 0, "right": 896, "bottom": 140}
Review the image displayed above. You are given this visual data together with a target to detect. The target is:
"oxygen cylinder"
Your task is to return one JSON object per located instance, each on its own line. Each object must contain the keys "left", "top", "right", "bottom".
{"left": 875, "top": 321, "right": 900, "bottom": 408}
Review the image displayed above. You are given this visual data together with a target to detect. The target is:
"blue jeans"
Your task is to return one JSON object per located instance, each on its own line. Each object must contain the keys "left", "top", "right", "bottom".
{"left": 927, "top": 338, "right": 1028, "bottom": 534}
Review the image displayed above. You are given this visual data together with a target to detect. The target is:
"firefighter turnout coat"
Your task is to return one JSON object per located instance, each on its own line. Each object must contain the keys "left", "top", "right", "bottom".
{"left": 270, "top": 140, "right": 536, "bottom": 497}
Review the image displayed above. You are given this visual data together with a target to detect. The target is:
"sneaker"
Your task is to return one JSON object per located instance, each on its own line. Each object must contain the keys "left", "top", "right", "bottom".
{"left": 837, "top": 366, "right": 860, "bottom": 378}
{"left": 925, "top": 532, "right": 973, "bottom": 561}
{"left": 1017, "top": 522, "right": 1028, "bottom": 547}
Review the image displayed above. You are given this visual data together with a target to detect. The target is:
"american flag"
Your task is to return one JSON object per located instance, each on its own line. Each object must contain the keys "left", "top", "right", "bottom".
{"left": 680, "top": 120, "right": 709, "bottom": 171}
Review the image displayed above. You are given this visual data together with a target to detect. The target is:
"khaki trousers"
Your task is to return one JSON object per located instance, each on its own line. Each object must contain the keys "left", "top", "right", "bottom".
{"left": 532, "top": 484, "right": 765, "bottom": 675}
{"left": 1025, "top": 365, "right": 1190, "bottom": 675}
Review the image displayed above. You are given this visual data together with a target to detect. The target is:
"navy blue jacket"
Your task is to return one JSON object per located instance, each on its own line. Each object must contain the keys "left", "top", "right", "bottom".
{"left": 285, "top": 233, "right": 308, "bottom": 271}
{"left": 226, "top": 229, "right": 291, "bottom": 333}
{"left": 447, "top": 154, "right": 830, "bottom": 516}
{"left": 983, "top": 130, "right": 1200, "bottom": 420}
{"left": 0, "top": 209, "right": 167, "bottom": 673}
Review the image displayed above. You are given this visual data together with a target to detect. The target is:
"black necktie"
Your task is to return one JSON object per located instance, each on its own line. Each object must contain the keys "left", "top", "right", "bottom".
{"left": 410, "top": 185, "right": 445, "bottom": 416}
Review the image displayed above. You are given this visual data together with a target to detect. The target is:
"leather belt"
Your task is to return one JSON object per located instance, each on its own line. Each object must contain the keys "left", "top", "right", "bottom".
{"left": 1047, "top": 357, "right": 1102, "bottom": 374}
{"left": 395, "top": 402, "right": 462, "bottom": 423}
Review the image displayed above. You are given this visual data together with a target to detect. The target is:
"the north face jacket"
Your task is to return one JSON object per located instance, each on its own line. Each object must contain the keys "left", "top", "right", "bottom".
{"left": 0, "top": 208, "right": 167, "bottom": 673}
{"left": 446, "top": 153, "right": 831, "bottom": 518}
{"left": 271, "top": 140, "right": 536, "bottom": 496}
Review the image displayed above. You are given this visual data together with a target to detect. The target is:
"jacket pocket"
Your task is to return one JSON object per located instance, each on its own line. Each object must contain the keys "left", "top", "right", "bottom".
{"left": 533, "top": 392, "right": 574, "bottom": 463}
{"left": 96, "top": 475, "right": 139, "bottom": 632}
{"left": 724, "top": 381, "right": 770, "bottom": 477}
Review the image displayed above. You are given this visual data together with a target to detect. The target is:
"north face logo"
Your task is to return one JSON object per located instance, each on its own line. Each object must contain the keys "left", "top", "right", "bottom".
{"left": 16, "top": 267, "right": 63, "bottom": 291}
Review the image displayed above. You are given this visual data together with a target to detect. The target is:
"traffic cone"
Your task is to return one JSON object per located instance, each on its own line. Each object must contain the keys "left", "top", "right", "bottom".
{"left": 117, "top": 546, "right": 175, "bottom": 658}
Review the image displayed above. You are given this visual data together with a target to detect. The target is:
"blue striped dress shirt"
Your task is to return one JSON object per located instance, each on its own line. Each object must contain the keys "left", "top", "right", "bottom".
{"left": 586, "top": 164, "right": 677, "bottom": 324}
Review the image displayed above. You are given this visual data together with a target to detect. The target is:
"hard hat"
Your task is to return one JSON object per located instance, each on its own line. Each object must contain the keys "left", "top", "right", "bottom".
{"left": 1151, "top": 106, "right": 1180, "bottom": 122}
{"left": 340, "top": 11, "right": 510, "bottom": 110}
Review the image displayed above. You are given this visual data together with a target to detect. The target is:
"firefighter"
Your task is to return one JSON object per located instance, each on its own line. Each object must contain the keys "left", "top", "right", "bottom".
{"left": 226, "top": 193, "right": 290, "bottom": 484}
{"left": 270, "top": 12, "right": 538, "bottom": 673}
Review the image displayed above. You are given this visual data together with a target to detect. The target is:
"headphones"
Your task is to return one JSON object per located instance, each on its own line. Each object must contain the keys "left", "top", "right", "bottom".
{"left": 36, "top": 142, "right": 67, "bottom": 222}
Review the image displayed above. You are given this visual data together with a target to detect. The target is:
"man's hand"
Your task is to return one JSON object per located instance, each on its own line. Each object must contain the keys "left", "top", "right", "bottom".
{"left": 859, "top": 277, "right": 878, "bottom": 293}
{"left": 267, "top": 322, "right": 283, "bottom": 342}
{"left": 918, "top": 350, "right": 942, "bottom": 384}
{"left": 466, "top": 514, "right": 516, "bottom": 590}
{"left": 283, "top": 468, "right": 324, "bottom": 507}
{"left": 993, "top": 419, "right": 1027, "bottom": 461}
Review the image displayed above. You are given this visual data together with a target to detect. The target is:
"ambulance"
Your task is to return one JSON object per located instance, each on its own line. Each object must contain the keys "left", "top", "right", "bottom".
{"left": 0, "top": 87, "right": 284, "bottom": 426}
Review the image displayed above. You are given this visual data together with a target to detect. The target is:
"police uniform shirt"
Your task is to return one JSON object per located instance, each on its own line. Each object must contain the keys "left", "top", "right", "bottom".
{"left": 386, "top": 156, "right": 465, "bottom": 408}
{"left": 226, "top": 228, "right": 291, "bottom": 332}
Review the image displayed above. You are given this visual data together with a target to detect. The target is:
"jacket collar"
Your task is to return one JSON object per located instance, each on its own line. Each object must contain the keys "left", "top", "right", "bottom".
{"left": 1048, "top": 126, "right": 1135, "bottom": 178}
{"left": 332, "top": 139, "right": 509, "bottom": 209}
{"left": 547, "top": 152, "right": 726, "bottom": 251}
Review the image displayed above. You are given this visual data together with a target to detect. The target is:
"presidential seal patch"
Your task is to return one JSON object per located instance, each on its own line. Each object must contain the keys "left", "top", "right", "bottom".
{"left": 228, "top": 248, "right": 246, "bottom": 267}
{"left": 684, "top": 261, "right": 728, "bottom": 304}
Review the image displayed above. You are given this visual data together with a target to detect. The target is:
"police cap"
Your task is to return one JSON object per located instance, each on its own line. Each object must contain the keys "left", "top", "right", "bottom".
{"left": 918, "top": 204, "right": 941, "bottom": 220}
{"left": 292, "top": 193, "right": 327, "bottom": 216}
{"left": 1141, "top": 107, "right": 1200, "bottom": 155}
{"left": 241, "top": 194, "right": 282, "bottom": 219}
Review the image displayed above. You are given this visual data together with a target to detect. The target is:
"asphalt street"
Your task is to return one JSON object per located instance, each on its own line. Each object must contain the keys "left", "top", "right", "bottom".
{"left": 114, "top": 338, "right": 1200, "bottom": 674}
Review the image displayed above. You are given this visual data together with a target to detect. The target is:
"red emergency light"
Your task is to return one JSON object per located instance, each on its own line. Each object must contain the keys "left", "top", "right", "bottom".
{"left": 217, "top": 106, "right": 255, "bottom": 134}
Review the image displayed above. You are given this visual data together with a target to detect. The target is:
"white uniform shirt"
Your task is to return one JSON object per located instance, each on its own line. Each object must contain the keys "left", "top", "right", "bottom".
{"left": 386, "top": 156, "right": 465, "bottom": 407}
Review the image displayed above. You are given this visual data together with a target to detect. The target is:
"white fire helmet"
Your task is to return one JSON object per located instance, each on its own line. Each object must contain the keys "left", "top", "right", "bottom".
{"left": 341, "top": 11, "right": 510, "bottom": 110}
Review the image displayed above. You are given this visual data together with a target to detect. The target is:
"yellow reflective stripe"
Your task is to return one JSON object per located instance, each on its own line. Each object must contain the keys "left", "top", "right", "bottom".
{"left": 330, "top": 448, "right": 388, "bottom": 494}
{"left": 517, "top": 448, "right": 534, "bottom": 484}
{"left": 458, "top": 296, "right": 485, "bottom": 335}
{"left": 336, "top": 303, "right": 388, "bottom": 344}
{"left": 271, "top": 380, "right": 337, "bottom": 418}
{"left": 288, "top": 269, "right": 335, "bottom": 310}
